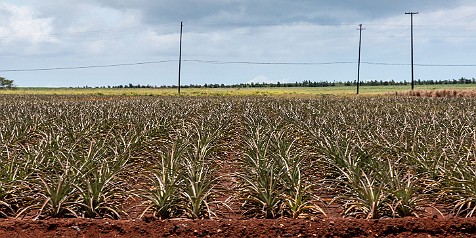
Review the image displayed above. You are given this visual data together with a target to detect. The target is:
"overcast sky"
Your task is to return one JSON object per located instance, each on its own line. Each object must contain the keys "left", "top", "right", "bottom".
{"left": 1, "top": 0, "right": 475, "bottom": 87}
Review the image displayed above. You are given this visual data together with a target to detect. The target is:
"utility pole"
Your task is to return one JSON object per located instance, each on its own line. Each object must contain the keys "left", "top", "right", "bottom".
{"left": 178, "top": 21, "right": 183, "bottom": 95}
{"left": 356, "top": 24, "right": 365, "bottom": 95}
{"left": 405, "top": 12, "right": 418, "bottom": 90}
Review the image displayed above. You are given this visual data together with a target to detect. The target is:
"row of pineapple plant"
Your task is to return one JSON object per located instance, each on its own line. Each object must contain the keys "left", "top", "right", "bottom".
{"left": 234, "top": 102, "right": 324, "bottom": 218}
{"left": 286, "top": 97, "right": 476, "bottom": 218}
{"left": 1, "top": 95, "right": 475, "bottom": 219}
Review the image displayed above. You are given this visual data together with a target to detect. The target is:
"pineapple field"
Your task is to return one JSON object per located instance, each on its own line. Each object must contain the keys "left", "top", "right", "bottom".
{"left": 1, "top": 94, "right": 476, "bottom": 237}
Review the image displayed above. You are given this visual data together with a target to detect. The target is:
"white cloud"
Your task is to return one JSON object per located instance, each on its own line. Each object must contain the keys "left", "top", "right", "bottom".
{"left": 143, "top": 30, "right": 180, "bottom": 55}
{"left": 0, "top": 3, "right": 56, "bottom": 46}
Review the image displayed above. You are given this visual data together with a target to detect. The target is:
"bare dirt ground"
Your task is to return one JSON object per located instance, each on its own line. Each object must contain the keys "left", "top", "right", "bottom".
{"left": 1, "top": 216, "right": 476, "bottom": 237}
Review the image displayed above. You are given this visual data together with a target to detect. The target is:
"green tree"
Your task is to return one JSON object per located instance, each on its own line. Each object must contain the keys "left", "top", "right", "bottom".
{"left": 0, "top": 77, "right": 14, "bottom": 89}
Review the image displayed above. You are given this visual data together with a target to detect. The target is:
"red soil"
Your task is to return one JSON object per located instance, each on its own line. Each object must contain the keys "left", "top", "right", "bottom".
{"left": 1, "top": 216, "right": 476, "bottom": 237}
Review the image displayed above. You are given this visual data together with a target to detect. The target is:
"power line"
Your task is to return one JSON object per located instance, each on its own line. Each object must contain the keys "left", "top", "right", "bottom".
{"left": 415, "top": 63, "right": 476, "bottom": 67}
{"left": 3, "top": 19, "right": 475, "bottom": 43}
{"left": 419, "top": 2, "right": 461, "bottom": 14}
{"left": 2, "top": 60, "right": 476, "bottom": 73}
{"left": 0, "top": 60, "right": 176, "bottom": 72}
{"left": 183, "top": 59, "right": 356, "bottom": 65}
{"left": 363, "top": 62, "right": 408, "bottom": 66}
{"left": 3, "top": 24, "right": 476, "bottom": 49}
{"left": 179, "top": 60, "right": 476, "bottom": 67}
{"left": 430, "top": 12, "right": 476, "bottom": 26}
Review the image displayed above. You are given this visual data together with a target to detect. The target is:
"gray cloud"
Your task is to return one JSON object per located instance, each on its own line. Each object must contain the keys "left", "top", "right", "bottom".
{"left": 84, "top": 0, "right": 462, "bottom": 26}
{"left": 2, "top": 0, "right": 475, "bottom": 87}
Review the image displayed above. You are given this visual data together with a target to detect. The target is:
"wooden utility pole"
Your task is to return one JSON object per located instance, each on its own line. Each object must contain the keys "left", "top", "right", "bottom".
{"left": 405, "top": 12, "right": 418, "bottom": 90}
{"left": 178, "top": 21, "right": 183, "bottom": 95}
{"left": 356, "top": 24, "right": 365, "bottom": 95}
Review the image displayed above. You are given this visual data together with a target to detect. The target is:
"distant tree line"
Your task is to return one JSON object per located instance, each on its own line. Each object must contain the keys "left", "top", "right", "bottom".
{"left": 82, "top": 77, "right": 476, "bottom": 89}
